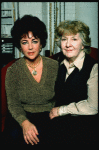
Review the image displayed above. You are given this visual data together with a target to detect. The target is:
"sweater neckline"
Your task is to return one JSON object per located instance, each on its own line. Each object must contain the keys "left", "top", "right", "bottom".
{"left": 22, "top": 56, "right": 47, "bottom": 85}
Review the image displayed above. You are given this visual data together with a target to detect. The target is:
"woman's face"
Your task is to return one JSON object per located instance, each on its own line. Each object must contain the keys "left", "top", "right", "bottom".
{"left": 61, "top": 33, "right": 84, "bottom": 63}
{"left": 20, "top": 31, "right": 42, "bottom": 60}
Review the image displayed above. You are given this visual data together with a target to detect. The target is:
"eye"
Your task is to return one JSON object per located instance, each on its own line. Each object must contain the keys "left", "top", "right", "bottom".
{"left": 72, "top": 38, "right": 77, "bottom": 41}
{"left": 32, "top": 40, "right": 38, "bottom": 44}
{"left": 61, "top": 38, "right": 66, "bottom": 41}
{"left": 22, "top": 41, "right": 28, "bottom": 45}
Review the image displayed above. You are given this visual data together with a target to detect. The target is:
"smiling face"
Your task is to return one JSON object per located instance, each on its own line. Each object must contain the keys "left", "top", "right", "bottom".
{"left": 61, "top": 33, "right": 84, "bottom": 63}
{"left": 20, "top": 31, "right": 42, "bottom": 61}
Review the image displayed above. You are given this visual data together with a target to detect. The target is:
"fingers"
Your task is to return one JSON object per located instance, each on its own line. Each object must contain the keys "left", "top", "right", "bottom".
{"left": 49, "top": 112, "right": 54, "bottom": 119}
{"left": 24, "top": 134, "right": 34, "bottom": 145}
{"left": 24, "top": 133, "right": 39, "bottom": 145}
{"left": 33, "top": 125, "right": 39, "bottom": 135}
{"left": 23, "top": 126, "right": 39, "bottom": 145}
{"left": 24, "top": 134, "right": 29, "bottom": 145}
{"left": 31, "top": 130, "right": 39, "bottom": 144}
{"left": 24, "top": 131, "right": 39, "bottom": 145}
{"left": 49, "top": 108, "right": 55, "bottom": 119}
{"left": 49, "top": 107, "right": 60, "bottom": 119}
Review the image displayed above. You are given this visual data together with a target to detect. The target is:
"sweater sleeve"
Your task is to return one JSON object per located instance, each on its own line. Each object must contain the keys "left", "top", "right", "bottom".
{"left": 5, "top": 66, "right": 29, "bottom": 126}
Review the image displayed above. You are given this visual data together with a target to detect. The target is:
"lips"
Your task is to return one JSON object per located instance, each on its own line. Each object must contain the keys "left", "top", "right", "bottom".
{"left": 28, "top": 52, "right": 35, "bottom": 55}
{"left": 66, "top": 50, "right": 72, "bottom": 52}
{"left": 64, "top": 49, "right": 73, "bottom": 52}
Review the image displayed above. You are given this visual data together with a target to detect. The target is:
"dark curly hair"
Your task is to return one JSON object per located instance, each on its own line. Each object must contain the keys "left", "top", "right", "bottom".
{"left": 11, "top": 15, "right": 48, "bottom": 50}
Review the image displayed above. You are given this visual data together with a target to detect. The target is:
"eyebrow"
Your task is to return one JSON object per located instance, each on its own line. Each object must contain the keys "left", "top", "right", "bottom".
{"left": 21, "top": 38, "right": 38, "bottom": 42}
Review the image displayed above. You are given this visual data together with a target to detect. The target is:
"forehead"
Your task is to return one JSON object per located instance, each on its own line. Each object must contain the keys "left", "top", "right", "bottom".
{"left": 21, "top": 31, "right": 38, "bottom": 40}
{"left": 62, "top": 33, "right": 80, "bottom": 37}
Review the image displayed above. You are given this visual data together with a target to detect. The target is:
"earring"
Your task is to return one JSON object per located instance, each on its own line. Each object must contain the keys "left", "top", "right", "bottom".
{"left": 40, "top": 48, "right": 42, "bottom": 52}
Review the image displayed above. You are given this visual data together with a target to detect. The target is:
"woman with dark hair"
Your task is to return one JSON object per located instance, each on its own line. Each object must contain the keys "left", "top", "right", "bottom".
{"left": 5, "top": 15, "right": 58, "bottom": 145}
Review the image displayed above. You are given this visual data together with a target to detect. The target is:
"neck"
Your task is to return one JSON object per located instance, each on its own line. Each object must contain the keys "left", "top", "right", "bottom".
{"left": 66, "top": 57, "right": 75, "bottom": 64}
{"left": 25, "top": 55, "right": 41, "bottom": 66}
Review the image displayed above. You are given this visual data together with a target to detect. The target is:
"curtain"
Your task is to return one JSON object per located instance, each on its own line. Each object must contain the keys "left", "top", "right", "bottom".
{"left": 49, "top": 2, "right": 75, "bottom": 55}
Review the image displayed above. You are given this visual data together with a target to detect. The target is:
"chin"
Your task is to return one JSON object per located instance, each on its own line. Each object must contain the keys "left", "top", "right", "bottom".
{"left": 25, "top": 55, "right": 35, "bottom": 60}
{"left": 63, "top": 51, "right": 73, "bottom": 58}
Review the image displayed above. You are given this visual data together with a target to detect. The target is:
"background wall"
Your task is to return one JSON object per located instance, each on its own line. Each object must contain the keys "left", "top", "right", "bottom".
{"left": 8, "top": 2, "right": 98, "bottom": 58}
{"left": 75, "top": 2, "right": 98, "bottom": 49}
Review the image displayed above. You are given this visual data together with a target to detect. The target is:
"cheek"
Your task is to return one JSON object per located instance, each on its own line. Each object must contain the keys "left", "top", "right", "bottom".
{"left": 36, "top": 44, "right": 42, "bottom": 51}
{"left": 73, "top": 45, "right": 82, "bottom": 56}
{"left": 21, "top": 44, "right": 28, "bottom": 50}
{"left": 37, "top": 44, "right": 40, "bottom": 49}
{"left": 74, "top": 42, "right": 83, "bottom": 50}
{"left": 21, "top": 47, "right": 27, "bottom": 53}
{"left": 34, "top": 46, "right": 40, "bottom": 53}
{"left": 61, "top": 42, "right": 65, "bottom": 48}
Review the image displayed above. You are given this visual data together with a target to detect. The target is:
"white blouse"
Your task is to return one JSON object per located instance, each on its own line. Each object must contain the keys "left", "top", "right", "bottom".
{"left": 58, "top": 51, "right": 98, "bottom": 116}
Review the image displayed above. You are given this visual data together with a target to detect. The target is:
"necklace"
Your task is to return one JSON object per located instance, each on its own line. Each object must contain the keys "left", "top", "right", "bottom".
{"left": 26, "top": 56, "right": 42, "bottom": 76}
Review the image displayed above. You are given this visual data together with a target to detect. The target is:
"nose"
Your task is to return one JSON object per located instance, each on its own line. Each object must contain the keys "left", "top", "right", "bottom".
{"left": 66, "top": 39, "right": 72, "bottom": 48}
{"left": 28, "top": 42, "right": 33, "bottom": 50}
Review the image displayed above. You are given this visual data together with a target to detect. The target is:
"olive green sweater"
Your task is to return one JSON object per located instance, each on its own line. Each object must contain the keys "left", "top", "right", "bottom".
{"left": 5, "top": 56, "right": 59, "bottom": 126}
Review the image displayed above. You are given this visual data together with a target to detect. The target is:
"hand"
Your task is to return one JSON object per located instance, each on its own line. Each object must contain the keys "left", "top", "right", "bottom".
{"left": 49, "top": 107, "right": 60, "bottom": 119}
{"left": 21, "top": 120, "right": 39, "bottom": 145}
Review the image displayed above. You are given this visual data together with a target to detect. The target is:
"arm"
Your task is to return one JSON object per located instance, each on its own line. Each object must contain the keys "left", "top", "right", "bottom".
{"left": 5, "top": 66, "right": 28, "bottom": 125}
{"left": 5, "top": 66, "right": 39, "bottom": 145}
{"left": 50, "top": 64, "right": 98, "bottom": 119}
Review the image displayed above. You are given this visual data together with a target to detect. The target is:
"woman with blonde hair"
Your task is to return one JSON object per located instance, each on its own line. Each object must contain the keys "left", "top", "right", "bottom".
{"left": 49, "top": 20, "right": 98, "bottom": 145}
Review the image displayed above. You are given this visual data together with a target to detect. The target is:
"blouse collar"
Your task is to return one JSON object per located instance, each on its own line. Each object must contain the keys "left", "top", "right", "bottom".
{"left": 61, "top": 51, "right": 85, "bottom": 71}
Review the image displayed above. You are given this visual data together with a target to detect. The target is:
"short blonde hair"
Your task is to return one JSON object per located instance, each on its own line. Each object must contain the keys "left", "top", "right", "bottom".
{"left": 55, "top": 20, "right": 91, "bottom": 54}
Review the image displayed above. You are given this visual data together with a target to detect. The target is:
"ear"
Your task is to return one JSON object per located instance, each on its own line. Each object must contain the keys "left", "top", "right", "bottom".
{"left": 82, "top": 45, "right": 84, "bottom": 50}
{"left": 40, "top": 45, "right": 42, "bottom": 49}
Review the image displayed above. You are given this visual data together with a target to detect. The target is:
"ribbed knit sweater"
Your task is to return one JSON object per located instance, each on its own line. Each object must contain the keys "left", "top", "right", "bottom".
{"left": 5, "top": 56, "right": 59, "bottom": 125}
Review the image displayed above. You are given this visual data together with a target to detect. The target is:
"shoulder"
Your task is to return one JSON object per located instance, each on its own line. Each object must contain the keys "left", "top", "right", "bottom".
{"left": 90, "top": 63, "right": 98, "bottom": 77}
{"left": 6, "top": 57, "right": 25, "bottom": 73}
{"left": 84, "top": 54, "right": 98, "bottom": 71}
{"left": 42, "top": 56, "right": 59, "bottom": 74}
{"left": 83, "top": 54, "right": 98, "bottom": 80}
{"left": 85, "top": 54, "right": 98, "bottom": 65}
{"left": 42, "top": 56, "right": 59, "bottom": 66}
